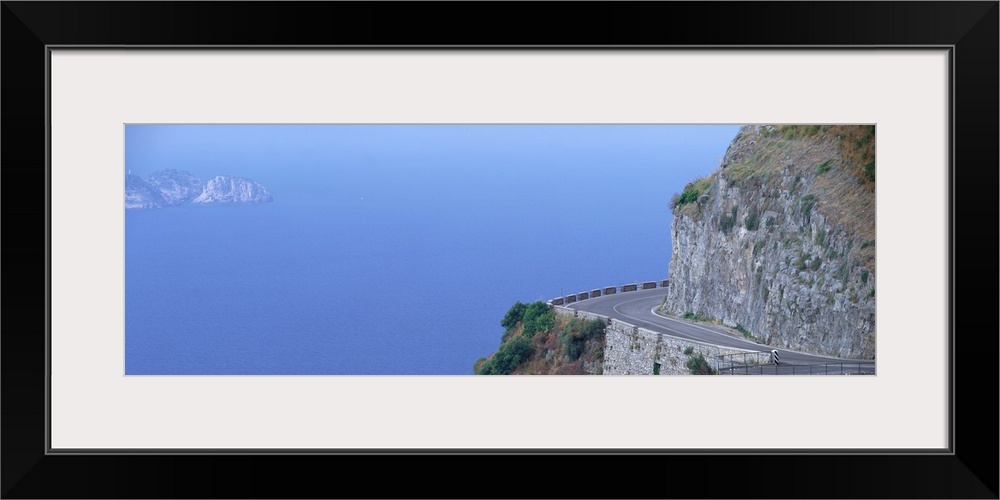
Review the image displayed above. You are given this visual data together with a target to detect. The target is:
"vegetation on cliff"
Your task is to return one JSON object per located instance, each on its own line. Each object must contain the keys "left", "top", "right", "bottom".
{"left": 685, "top": 352, "right": 716, "bottom": 375}
{"left": 474, "top": 301, "right": 607, "bottom": 375}
{"left": 674, "top": 125, "right": 875, "bottom": 271}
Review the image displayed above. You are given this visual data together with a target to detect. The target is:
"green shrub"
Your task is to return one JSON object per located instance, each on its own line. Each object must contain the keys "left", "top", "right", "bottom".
{"left": 682, "top": 312, "right": 713, "bottom": 322}
{"left": 735, "top": 324, "right": 752, "bottom": 339}
{"left": 810, "top": 257, "right": 823, "bottom": 271}
{"left": 674, "top": 187, "right": 700, "bottom": 207}
{"left": 720, "top": 206, "right": 738, "bottom": 234}
{"left": 522, "top": 301, "right": 555, "bottom": 337}
{"left": 686, "top": 353, "right": 716, "bottom": 375}
{"left": 674, "top": 176, "right": 714, "bottom": 208}
{"left": 683, "top": 346, "right": 694, "bottom": 355}
{"left": 864, "top": 162, "right": 875, "bottom": 182}
{"left": 582, "top": 318, "right": 605, "bottom": 339}
{"left": 558, "top": 318, "right": 606, "bottom": 361}
{"left": 861, "top": 270, "right": 869, "bottom": 284}
{"left": 797, "top": 253, "right": 810, "bottom": 271}
{"left": 745, "top": 210, "right": 759, "bottom": 231}
{"left": 815, "top": 228, "right": 826, "bottom": 247}
{"left": 836, "top": 263, "right": 850, "bottom": 282}
{"left": 800, "top": 195, "right": 817, "bottom": 223}
{"left": 816, "top": 159, "right": 833, "bottom": 174}
{"left": 501, "top": 301, "right": 526, "bottom": 330}
{"left": 557, "top": 320, "right": 583, "bottom": 360}
{"left": 478, "top": 336, "right": 534, "bottom": 375}
{"left": 561, "top": 334, "right": 585, "bottom": 361}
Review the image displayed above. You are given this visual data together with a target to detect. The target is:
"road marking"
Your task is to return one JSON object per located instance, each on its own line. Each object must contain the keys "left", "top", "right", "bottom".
{"left": 610, "top": 297, "right": 746, "bottom": 347}
{"left": 645, "top": 305, "right": 752, "bottom": 340}
{"left": 571, "top": 290, "right": 874, "bottom": 366}
{"left": 646, "top": 306, "right": 872, "bottom": 364}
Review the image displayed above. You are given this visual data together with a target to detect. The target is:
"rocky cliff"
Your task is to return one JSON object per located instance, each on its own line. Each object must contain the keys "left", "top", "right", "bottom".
{"left": 663, "top": 125, "right": 876, "bottom": 359}
{"left": 146, "top": 169, "right": 204, "bottom": 205}
{"left": 192, "top": 176, "right": 273, "bottom": 204}
{"left": 125, "top": 174, "right": 168, "bottom": 210}
{"left": 125, "top": 170, "right": 272, "bottom": 209}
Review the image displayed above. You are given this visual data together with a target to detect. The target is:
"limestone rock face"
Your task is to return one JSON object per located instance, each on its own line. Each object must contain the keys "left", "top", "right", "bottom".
{"left": 125, "top": 170, "right": 272, "bottom": 209}
{"left": 192, "top": 176, "right": 273, "bottom": 204}
{"left": 125, "top": 174, "right": 167, "bottom": 210}
{"left": 145, "top": 169, "right": 204, "bottom": 205}
{"left": 664, "top": 125, "right": 876, "bottom": 359}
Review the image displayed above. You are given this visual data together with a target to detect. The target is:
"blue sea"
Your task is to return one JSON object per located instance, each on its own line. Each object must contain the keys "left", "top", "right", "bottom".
{"left": 124, "top": 125, "right": 740, "bottom": 374}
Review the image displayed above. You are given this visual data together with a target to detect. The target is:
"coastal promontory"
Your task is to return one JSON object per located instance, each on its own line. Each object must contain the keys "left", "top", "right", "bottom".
{"left": 125, "top": 170, "right": 272, "bottom": 209}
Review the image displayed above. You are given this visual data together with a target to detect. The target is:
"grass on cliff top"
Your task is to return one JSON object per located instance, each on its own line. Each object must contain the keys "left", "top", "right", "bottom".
{"left": 672, "top": 124, "right": 876, "bottom": 271}
{"left": 671, "top": 174, "right": 714, "bottom": 213}
{"left": 475, "top": 302, "right": 607, "bottom": 375}
{"left": 804, "top": 126, "right": 877, "bottom": 270}
{"left": 724, "top": 138, "right": 792, "bottom": 189}
{"left": 732, "top": 125, "right": 874, "bottom": 190}
{"left": 776, "top": 125, "right": 875, "bottom": 190}
{"left": 828, "top": 125, "right": 876, "bottom": 189}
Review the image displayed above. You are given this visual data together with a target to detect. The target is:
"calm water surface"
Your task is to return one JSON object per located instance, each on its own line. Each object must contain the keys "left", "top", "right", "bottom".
{"left": 125, "top": 125, "right": 740, "bottom": 374}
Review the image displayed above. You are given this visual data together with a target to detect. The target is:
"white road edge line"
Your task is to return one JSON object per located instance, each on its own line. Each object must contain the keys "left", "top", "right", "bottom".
{"left": 571, "top": 289, "right": 873, "bottom": 364}
{"left": 610, "top": 296, "right": 745, "bottom": 346}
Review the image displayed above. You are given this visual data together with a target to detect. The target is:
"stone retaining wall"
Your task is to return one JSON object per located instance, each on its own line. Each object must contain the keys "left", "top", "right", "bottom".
{"left": 550, "top": 281, "right": 763, "bottom": 375}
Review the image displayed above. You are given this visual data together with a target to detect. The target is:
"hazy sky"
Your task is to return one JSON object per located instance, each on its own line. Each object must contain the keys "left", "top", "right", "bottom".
{"left": 125, "top": 125, "right": 741, "bottom": 203}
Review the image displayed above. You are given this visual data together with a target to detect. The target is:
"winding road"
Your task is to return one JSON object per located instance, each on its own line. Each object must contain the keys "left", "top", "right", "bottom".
{"left": 566, "top": 287, "right": 875, "bottom": 374}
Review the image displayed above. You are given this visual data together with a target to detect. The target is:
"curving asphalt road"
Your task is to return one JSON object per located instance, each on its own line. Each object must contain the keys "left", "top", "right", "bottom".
{"left": 566, "top": 287, "right": 875, "bottom": 374}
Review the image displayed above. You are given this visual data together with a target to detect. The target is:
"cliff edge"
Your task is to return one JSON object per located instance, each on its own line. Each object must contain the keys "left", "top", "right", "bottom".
{"left": 664, "top": 125, "right": 876, "bottom": 359}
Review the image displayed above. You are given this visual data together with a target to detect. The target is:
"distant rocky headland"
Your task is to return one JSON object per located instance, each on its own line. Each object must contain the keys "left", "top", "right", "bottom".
{"left": 125, "top": 169, "right": 272, "bottom": 210}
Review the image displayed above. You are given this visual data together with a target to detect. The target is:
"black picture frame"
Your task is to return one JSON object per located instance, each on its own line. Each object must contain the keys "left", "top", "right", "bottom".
{"left": 2, "top": 2, "right": 996, "bottom": 498}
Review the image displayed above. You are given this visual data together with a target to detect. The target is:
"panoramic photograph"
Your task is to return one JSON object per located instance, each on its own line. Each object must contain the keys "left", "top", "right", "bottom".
{"left": 124, "top": 124, "right": 875, "bottom": 375}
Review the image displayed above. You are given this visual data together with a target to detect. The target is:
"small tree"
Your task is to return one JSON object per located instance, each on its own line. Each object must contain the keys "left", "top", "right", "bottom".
{"left": 581, "top": 318, "right": 605, "bottom": 339}
{"left": 686, "top": 353, "right": 716, "bottom": 375}
{"left": 479, "top": 336, "right": 534, "bottom": 375}
{"left": 501, "top": 301, "right": 527, "bottom": 330}
{"left": 522, "top": 301, "right": 555, "bottom": 337}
